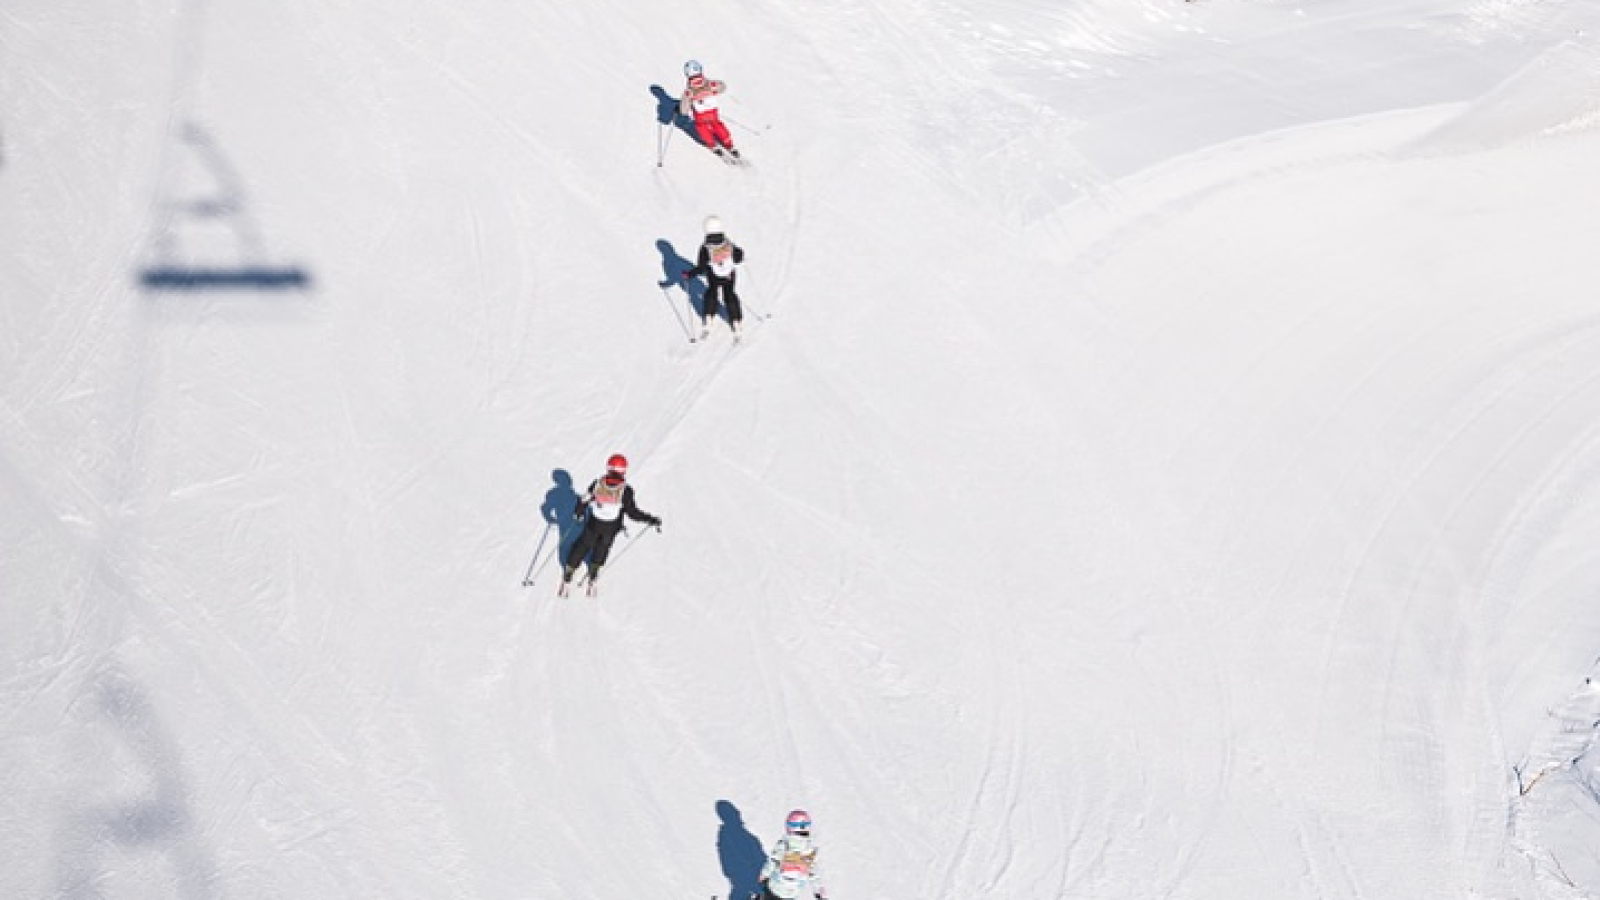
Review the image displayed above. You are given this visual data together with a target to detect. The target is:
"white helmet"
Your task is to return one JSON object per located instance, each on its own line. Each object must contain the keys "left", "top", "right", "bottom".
{"left": 703, "top": 215, "right": 724, "bottom": 235}
{"left": 684, "top": 59, "right": 704, "bottom": 78}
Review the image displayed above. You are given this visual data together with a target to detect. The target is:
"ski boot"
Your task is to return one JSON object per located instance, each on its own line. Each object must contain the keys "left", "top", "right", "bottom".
{"left": 556, "top": 564, "right": 577, "bottom": 598}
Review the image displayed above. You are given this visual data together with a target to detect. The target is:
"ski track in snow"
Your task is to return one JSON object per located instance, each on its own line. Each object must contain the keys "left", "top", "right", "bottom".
{"left": 5, "top": 1, "right": 1600, "bottom": 898}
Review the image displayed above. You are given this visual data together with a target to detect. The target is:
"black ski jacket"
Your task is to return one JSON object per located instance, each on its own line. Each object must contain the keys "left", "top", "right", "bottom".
{"left": 574, "top": 479, "right": 658, "bottom": 527}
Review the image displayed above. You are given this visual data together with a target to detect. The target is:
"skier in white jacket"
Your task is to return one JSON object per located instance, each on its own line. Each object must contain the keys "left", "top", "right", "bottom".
{"left": 680, "top": 215, "right": 745, "bottom": 337}
{"left": 758, "top": 809, "right": 826, "bottom": 900}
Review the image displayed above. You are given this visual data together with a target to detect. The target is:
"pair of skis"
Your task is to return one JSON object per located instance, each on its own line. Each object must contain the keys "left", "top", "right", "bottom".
{"left": 526, "top": 525, "right": 660, "bottom": 596}
{"left": 521, "top": 566, "right": 598, "bottom": 598}
{"left": 556, "top": 575, "right": 599, "bottom": 599}
{"left": 712, "top": 147, "right": 750, "bottom": 168}
{"left": 694, "top": 321, "right": 744, "bottom": 345}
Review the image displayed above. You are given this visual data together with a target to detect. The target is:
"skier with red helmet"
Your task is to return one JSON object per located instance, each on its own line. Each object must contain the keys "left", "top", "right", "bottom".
{"left": 680, "top": 59, "right": 740, "bottom": 162}
{"left": 559, "top": 454, "right": 661, "bottom": 596}
{"left": 757, "top": 809, "right": 827, "bottom": 900}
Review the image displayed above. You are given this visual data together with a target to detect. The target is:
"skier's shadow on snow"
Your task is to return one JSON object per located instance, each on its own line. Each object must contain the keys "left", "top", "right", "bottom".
{"left": 656, "top": 239, "right": 704, "bottom": 317}
{"left": 650, "top": 85, "right": 699, "bottom": 141}
{"left": 716, "top": 800, "right": 766, "bottom": 900}
{"left": 542, "top": 469, "right": 581, "bottom": 564}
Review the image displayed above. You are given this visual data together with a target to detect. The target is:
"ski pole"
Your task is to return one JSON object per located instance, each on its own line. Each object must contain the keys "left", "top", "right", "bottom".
{"left": 741, "top": 295, "right": 771, "bottom": 322}
{"left": 722, "top": 97, "right": 769, "bottom": 135}
{"left": 721, "top": 114, "right": 768, "bottom": 137}
{"left": 576, "top": 525, "right": 657, "bottom": 589}
{"left": 739, "top": 264, "right": 771, "bottom": 322}
{"left": 521, "top": 521, "right": 557, "bottom": 586}
{"left": 605, "top": 522, "right": 660, "bottom": 572}
{"left": 659, "top": 282, "right": 697, "bottom": 342}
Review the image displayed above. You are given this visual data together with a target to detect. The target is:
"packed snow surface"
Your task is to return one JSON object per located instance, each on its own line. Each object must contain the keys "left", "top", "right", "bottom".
{"left": 4, "top": 1, "right": 1600, "bottom": 898}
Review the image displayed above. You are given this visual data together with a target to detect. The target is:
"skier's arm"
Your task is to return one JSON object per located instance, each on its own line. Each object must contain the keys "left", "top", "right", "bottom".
{"left": 573, "top": 483, "right": 595, "bottom": 518}
{"left": 683, "top": 245, "right": 711, "bottom": 279}
{"left": 621, "top": 486, "right": 660, "bottom": 526}
{"left": 758, "top": 842, "right": 782, "bottom": 883}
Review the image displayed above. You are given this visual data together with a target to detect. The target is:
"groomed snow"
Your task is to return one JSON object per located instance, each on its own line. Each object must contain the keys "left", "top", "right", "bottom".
{"left": 3, "top": 1, "right": 1600, "bottom": 898}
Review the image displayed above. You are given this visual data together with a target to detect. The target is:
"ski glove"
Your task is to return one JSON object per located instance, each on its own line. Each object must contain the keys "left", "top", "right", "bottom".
{"left": 647, "top": 515, "right": 663, "bottom": 528}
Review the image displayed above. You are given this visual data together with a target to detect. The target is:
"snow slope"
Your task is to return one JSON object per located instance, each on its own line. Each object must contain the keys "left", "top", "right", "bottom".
{"left": 4, "top": 1, "right": 1600, "bottom": 898}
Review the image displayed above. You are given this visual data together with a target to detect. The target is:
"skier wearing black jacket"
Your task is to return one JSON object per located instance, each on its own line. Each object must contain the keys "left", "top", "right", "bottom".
{"left": 681, "top": 214, "right": 745, "bottom": 337}
{"left": 560, "top": 454, "right": 661, "bottom": 593}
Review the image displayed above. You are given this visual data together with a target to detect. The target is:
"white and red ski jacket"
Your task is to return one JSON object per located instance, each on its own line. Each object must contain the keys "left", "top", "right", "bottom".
{"left": 680, "top": 77, "right": 726, "bottom": 118}
{"left": 759, "top": 834, "right": 825, "bottom": 900}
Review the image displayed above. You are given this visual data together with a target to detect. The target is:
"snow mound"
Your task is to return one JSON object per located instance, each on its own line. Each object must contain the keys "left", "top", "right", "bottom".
{"left": 1408, "top": 40, "right": 1600, "bottom": 152}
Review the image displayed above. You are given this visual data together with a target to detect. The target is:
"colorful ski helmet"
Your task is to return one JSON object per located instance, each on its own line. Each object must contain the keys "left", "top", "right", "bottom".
{"left": 703, "top": 215, "right": 724, "bottom": 236}
{"left": 785, "top": 809, "right": 812, "bottom": 834}
{"left": 684, "top": 59, "right": 703, "bottom": 78}
{"left": 606, "top": 453, "right": 628, "bottom": 475}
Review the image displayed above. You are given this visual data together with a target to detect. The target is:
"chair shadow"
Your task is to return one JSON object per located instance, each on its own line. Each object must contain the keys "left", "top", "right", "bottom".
{"left": 56, "top": 666, "right": 220, "bottom": 898}
{"left": 716, "top": 800, "right": 767, "bottom": 900}
{"left": 139, "top": 121, "right": 312, "bottom": 294}
{"left": 656, "top": 239, "right": 704, "bottom": 318}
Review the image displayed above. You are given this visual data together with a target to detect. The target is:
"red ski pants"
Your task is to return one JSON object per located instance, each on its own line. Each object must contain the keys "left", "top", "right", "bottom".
{"left": 693, "top": 112, "right": 734, "bottom": 150}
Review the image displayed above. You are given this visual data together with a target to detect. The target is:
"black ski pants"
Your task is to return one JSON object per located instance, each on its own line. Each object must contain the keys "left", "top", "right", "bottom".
{"left": 703, "top": 273, "right": 742, "bottom": 324}
{"left": 564, "top": 516, "right": 625, "bottom": 573}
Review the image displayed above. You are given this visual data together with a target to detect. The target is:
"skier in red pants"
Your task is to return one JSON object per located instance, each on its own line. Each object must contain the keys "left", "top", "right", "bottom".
{"left": 680, "top": 60, "right": 739, "bottom": 162}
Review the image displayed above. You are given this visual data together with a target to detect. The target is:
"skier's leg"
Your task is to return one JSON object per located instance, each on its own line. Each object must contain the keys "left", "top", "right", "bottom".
{"left": 693, "top": 114, "right": 717, "bottom": 148}
{"left": 712, "top": 116, "right": 735, "bottom": 151}
{"left": 704, "top": 281, "right": 723, "bottom": 322}
{"left": 590, "top": 522, "right": 622, "bottom": 567}
{"left": 725, "top": 279, "right": 744, "bottom": 327}
{"left": 563, "top": 525, "right": 597, "bottom": 581}
{"left": 587, "top": 522, "right": 623, "bottom": 582}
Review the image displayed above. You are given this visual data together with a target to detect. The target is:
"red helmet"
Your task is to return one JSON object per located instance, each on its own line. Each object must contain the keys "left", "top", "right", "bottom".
{"left": 606, "top": 454, "right": 628, "bottom": 475}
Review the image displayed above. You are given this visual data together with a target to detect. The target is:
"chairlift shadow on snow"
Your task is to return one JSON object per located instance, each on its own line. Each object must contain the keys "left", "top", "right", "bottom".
{"left": 650, "top": 84, "right": 700, "bottom": 142}
{"left": 55, "top": 666, "right": 220, "bottom": 898}
{"left": 139, "top": 121, "right": 312, "bottom": 294}
{"left": 715, "top": 800, "right": 766, "bottom": 900}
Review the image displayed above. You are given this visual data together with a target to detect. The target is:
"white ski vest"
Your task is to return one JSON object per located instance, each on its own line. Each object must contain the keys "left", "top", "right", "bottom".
{"left": 707, "top": 240, "right": 737, "bottom": 278}
{"left": 586, "top": 477, "right": 626, "bottom": 523}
